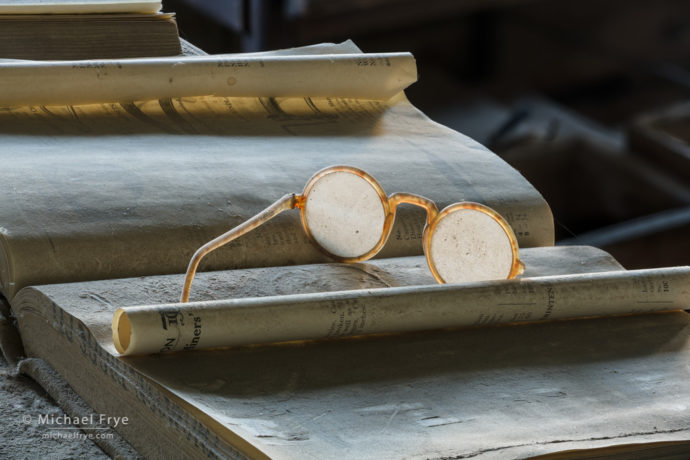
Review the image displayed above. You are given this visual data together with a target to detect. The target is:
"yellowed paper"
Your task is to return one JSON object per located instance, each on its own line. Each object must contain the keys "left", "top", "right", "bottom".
{"left": 0, "top": 53, "right": 417, "bottom": 107}
{"left": 0, "top": 0, "right": 161, "bottom": 14}
{"left": 113, "top": 266, "right": 690, "bottom": 355}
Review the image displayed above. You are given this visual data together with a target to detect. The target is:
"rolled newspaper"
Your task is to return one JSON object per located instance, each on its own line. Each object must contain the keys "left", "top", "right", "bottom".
{"left": 112, "top": 266, "right": 690, "bottom": 355}
{"left": 0, "top": 53, "right": 417, "bottom": 107}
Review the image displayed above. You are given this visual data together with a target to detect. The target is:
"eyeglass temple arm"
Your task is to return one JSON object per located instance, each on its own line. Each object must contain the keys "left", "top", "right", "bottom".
{"left": 387, "top": 192, "right": 439, "bottom": 225}
{"left": 180, "top": 193, "right": 299, "bottom": 303}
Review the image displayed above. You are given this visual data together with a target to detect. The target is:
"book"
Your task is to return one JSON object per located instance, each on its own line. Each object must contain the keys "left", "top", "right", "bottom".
{"left": 0, "top": 1, "right": 180, "bottom": 60}
{"left": 0, "top": 13, "right": 181, "bottom": 60}
{"left": 1, "top": 41, "right": 688, "bottom": 458}
{"left": 12, "top": 253, "right": 690, "bottom": 458}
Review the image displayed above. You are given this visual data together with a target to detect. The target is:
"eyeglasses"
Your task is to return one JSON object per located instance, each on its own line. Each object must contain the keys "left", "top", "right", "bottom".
{"left": 181, "top": 165, "right": 523, "bottom": 302}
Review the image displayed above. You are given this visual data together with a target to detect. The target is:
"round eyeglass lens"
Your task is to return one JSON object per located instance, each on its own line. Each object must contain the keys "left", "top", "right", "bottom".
{"left": 429, "top": 207, "right": 514, "bottom": 283}
{"left": 304, "top": 170, "right": 386, "bottom": 259}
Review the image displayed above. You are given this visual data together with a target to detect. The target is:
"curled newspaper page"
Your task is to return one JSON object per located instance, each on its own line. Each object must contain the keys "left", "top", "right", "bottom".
{"left": 113, "top": 266, "right": 690, "bottom": 355}
{"left": 0, "top": 53, "right": 417, "bottom": 107}
{"left": 0, "top": 43, "right": 551, "bottom": 300}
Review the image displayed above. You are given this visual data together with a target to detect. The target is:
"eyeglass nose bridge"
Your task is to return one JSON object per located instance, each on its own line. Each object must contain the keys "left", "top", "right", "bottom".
{"left": 387, "top": 192, "right": 448, "bottom": 282}
{"left": 298, "top": 167, "right": 446, "bottom": 265}
{"left": 387, "top": 192, "right": 439, "bottom": 226}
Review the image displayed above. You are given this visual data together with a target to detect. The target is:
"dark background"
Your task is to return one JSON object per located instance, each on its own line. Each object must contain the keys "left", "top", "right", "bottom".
{"left": 164, "top": 0, "right": 690, "bottom": 269}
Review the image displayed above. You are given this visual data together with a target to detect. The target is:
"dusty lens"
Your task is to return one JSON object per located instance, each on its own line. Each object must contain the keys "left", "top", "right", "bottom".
{"left": 304, "top": 170, "right": 386, "bottom": 259}
{"left": 429, "top": 207, "right": 514, "bottom": 283}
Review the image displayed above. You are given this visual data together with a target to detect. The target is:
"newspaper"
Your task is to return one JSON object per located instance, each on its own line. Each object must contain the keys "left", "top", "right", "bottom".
{"left": 12, "top": 246, "right": 690, "bottom": 459}
{"left": 0, "top": 42, "right": 553, "bottom": 299}
{"left": 0, "top": 53, "right": 417, "bottom": 107}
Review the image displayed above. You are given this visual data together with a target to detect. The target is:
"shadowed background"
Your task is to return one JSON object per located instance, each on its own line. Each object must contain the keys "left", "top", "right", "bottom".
{"left": 163, "top": 0, "right": 690, "bottom": 269}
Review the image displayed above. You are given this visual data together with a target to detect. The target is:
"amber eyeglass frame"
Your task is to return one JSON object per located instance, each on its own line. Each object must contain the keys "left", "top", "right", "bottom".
{"left": 180, "top": 165, "right": 523, "bottom": 302}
